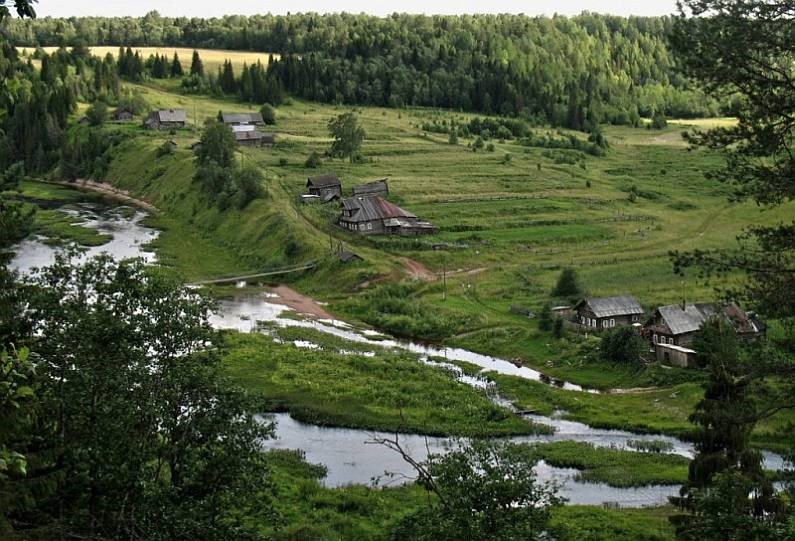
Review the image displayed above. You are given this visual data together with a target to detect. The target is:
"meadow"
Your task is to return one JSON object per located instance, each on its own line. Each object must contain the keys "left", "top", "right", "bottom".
{"left": 17, "top": 45, "right": 278, "bottom": 72}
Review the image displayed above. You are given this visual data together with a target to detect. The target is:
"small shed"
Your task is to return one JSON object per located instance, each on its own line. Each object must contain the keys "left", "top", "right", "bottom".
{"left": 655, "top": 343, "right": 698, "bottom": 368}
{"left": 307, "top": 174, "right": 342, "bottom": 200}
{"left": 353, "top": 179, "right": 389, "bottom": 197}
{"left": 112, "top": 107, "right": 134, "bottom": 121}
{"left": 338, "top": 250, "right": 363, "bottom": 263}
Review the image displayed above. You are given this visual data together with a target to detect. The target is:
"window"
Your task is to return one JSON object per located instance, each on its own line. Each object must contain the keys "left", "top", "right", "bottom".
{"left": 367, "top": 223, "right": 373, "bottom": 230}
{"left": 580, "top": 316, "right": 585, "bottom": 324}
{"left": 668, "top": 337, "right": 674, "bottom": 345}
{"left": 610, "top": 319, "right": 615, "bottom": 327}
{"left": 653, "top": 334, "right": 658, "bottom": 343}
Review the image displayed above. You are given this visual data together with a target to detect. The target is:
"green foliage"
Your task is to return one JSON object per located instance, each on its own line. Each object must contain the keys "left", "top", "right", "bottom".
{"left": 552, "top": 316, "right": 565, "bottom": 338}
{"left": 473, "top": 135, "right": 484, "bottom": 151}
{"left": 195, "top": 118, "right": 237, "bottom": 169}
{"left": 190, "top": 49, "right": 204, "bottom": 76}
{"left": 600, "top": 326, "right": 646, "bottom": 365}
{"left": 304, "top": 151, "right": 322, "bottom": 168}
{"left": 448, "top": 127, "right": 458, "bottom": 145}
{"left": 486, "top": 142, "right": 495, "bottom": 152}
{"left": 222, "top": 331, "right": 540, "bottom": 437}
{"left": 260, "top": 103, "right": 276, "bottom": 125}
{"left": 650, "top": 111, "right": 668, "bottom": 130}
{"left": 389, "top": 440, "right": 562, "bottom": 541}
{"left": 530, "top": 441, "right": 689, "bottom": 487}
{"left": 328, "top": 111, "right": 365, "bottom": 162}
{"left": 4, "top": 255, "right": 274, "bottom": 539}
{"left": 538, "top": 304, "right": 554, "bottom": 332}
{"left": 170, "top": 51, "right": 183, "bottom": 77}
{"left": 549, "top": 506, "right": 676, "bottom": 541}
{"left": 0, "top": 347, "right": 35, "bottom": 480}
{"left": 156, "top": 139, "right": 175, "bottom": 157}
{"left": 552, "top": 267, "right": 583, "bottom": 298}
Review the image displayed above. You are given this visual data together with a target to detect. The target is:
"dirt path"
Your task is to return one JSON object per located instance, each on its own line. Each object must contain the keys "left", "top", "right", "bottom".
{"left": 271, "top": 285, "right": 334, "bottom": 319}
{"left": 399, "top": 257, "right": 437, "bottom": 281}
{"left": 49, "top": 179, "right": 159, "bottom": 213}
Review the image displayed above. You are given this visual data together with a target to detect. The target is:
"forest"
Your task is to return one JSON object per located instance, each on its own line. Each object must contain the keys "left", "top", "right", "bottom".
{"left": 2, "top": 12, "right": 727, "bottom": 128}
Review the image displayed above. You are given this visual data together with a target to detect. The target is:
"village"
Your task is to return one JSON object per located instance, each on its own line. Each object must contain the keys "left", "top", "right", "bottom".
{"left": 124, "top": 106, "right": 767, "bottom": 373}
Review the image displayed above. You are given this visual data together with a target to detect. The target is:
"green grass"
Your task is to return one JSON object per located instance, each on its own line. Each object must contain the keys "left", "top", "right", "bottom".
{"left": 221, "top": 330, "right": 546, "bottom": 437}
{"left": 530, "top": 441, "right": 689, "bottom": 487}
{"left": 549, "top": 505, "right": 676, "bottom": 541}
{"left": 34, "top": 208, "right": 112, "bottom": 247}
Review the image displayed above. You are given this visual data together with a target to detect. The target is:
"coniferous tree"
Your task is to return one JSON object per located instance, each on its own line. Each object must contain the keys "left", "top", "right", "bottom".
{"left": 190, "top": 49, "right": 204, "bottom": 77}
{"left": 170, "top": 51, "right": 182, "bottom": 76}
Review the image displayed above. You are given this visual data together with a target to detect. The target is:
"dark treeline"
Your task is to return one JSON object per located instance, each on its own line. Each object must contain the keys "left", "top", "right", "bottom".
{"left": 3, "top": 12, "right": 725, "bottom": 128}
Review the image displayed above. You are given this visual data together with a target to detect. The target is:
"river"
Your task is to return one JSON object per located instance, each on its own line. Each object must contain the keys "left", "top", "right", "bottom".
{"left": 9, "top": 197, "right": 788, "bottom": 508}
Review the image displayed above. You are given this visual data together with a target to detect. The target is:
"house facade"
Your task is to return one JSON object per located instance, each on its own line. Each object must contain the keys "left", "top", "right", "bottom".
{"left": 307, "top": 174, "right": 342, "bottom": 201}
{"left": 339, "top": 195, "right": 436, "bottom": 236}
{"left": 574, "top": 295, "right": 644, "bottom": 332}
{"left": 144, "top": 109, "right": 187, "bottom": 130}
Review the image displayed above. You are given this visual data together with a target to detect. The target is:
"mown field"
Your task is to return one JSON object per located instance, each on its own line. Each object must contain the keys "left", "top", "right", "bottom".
{"left": 17, "top": 45, "right": 278, "bottom": 72}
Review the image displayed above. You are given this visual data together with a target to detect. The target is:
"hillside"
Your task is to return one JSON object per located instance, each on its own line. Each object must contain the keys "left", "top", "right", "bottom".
{"left": 93, "top": 79, "right": 795, "bottom": 393}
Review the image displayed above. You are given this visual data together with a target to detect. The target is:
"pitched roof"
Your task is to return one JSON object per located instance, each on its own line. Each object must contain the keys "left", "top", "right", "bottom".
{"left": 338, "top": 250, "right": 363, "bottom": 262}
{"left": 577, "top": 295, "right": 644, "bottom": 318}
{"left": 234, "top": 130, "right": 265, "bottom": 141}
{"left": 222, "top": 112, "right": 264, "bottom": 124}
{"left": 341, "top": 195, "right": 416, "bottom": 223}
{"left": 307, "top": 174, "right": 341, "bottom": 188}
{"left": 654, "top": 302, "right": 762, "bottom": 336}
{"left": 155, "top": 109, "right": 187, "bottom": 123}
{"left": 352, "top": 179, "right": 389, "bottom": 196}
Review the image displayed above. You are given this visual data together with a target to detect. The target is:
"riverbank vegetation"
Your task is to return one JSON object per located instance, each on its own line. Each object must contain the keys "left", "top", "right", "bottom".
{"left": 221, "top": 330, "right": 545, "bottom": 437}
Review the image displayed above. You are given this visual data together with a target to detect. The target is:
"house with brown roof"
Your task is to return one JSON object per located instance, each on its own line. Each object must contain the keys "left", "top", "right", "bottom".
{"left": 339, "top": 195, "right": 436, "bottom": 236}
{"left": 574, "top": 295, "right": 644, "bottom": 331}
{"left": 307, "top": 174, "right": 342, "bottom": 202}
{"left": 234, "top": 130, "right": 275, "bottom": 147}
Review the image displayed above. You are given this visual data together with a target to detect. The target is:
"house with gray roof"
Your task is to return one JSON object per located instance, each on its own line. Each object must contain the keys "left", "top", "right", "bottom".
{"left": 144, "top": 109, "right": 187, "bottom": 130}
{"left": 646, "top": 301, "right": 764, "bottom": 349}
{"left": 307, "top": 174, "right": 342, "bottom": 202}
{"left": 574, "top": 295, "right": 644, "bottom": 331}
{"left": 221, "top": 112, "right": 264, "bottom": 126}
{"left": 352, "top": 179, "right": 389, "bottom": 197}
{"left": 339, "top": 195, "right": 435, "bottom": 236}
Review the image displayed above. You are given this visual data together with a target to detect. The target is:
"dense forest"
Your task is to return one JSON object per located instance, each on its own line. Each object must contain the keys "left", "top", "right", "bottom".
{"left": 2, "top": 12, "right": 726, "bottom": 128}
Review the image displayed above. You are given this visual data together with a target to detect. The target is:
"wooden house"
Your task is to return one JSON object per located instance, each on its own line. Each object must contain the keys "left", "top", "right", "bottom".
{"left": 221, "top": 112, "right": 264, "bottom": 126}
{"left": 144, "top": 109, "right": 187, "bottom": 130}
{"left": 352, "top": 179, "right": 389, "bottom": 197}
{"left": 574, "top": 295, "right": 644, "bottom": 331}
{"left": 655, "top": 343, "right": 698, "bottom": 368}
{"left": 339, "top": 195, "right": 436, "bottom": 236}
{"left": 307, "top": 174, "right": 342, "bottom": 202}
{"left": 646, "top": 301, "right": 764, "bottom": 348}
{"left": 233, "top": 130, "right": 274, "bottom": 147}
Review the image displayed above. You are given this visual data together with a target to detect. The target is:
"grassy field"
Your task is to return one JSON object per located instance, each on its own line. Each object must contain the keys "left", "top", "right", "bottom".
{"left": 221, "top": 330, "right": 545, "bottom": 437}
{"left": 17, "top": 46, "right": 278, "bottom": 72}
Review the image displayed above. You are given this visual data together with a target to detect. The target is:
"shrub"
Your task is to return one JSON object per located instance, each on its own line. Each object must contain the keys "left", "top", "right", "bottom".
{"left": 538, "top": 304, "right": 553, "bottom": 332}
{"left": 278, "top": 157, "right": 288, "bottom": 167}
{"left": 600, "top": 326, "right": 646, "bottom": 365}
{"left": 260, "top": 103, "right": 276, "bottom": 125}
{"left": 552, "top": 317, "right": 565, "bottom": 339}
{"left": 304, "top": 151, "right": 322, "bottom": 168}
{"left": 486, "top": 143, "right": 495, "bottom": 152}
{"left": 85, "top": 101, "right": 108, "bottom": 126}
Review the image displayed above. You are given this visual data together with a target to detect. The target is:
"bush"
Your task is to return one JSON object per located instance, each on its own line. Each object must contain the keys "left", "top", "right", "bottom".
{"left": 486, "top": 143, "right": 495, "bottom": 152}
{"left": 304, "top": 151, "right": 322, "bottom": 168}
{"left": 156, "top": 141, "right": 174, "bottom": 157}
{"left": 260, "top": 103, "right": 276, "bottom": 125}
{"left": 538, "top": 304, "right": 553, "bottom": 332}
{"left": 650, "top": 111, "right": 667, "bottom": 130}
{"left": 473, "top": 136, "right": 484, "bottom": 152}
{"left": 85, "top": 101, "right": 108, "bottom": 126}
{"left": 600, "top": 326, "right": 646, "bottom": 365}
{"left": 278, "top": 157, "right": 288, "bottom": 167}
{"left": 552, "top": 317, "right": 565, "bottom": 338}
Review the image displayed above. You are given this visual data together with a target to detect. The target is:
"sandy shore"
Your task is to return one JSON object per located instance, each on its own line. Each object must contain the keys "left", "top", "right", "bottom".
{"left": 271, "top": 284, "right": 333, "bottom": 319}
